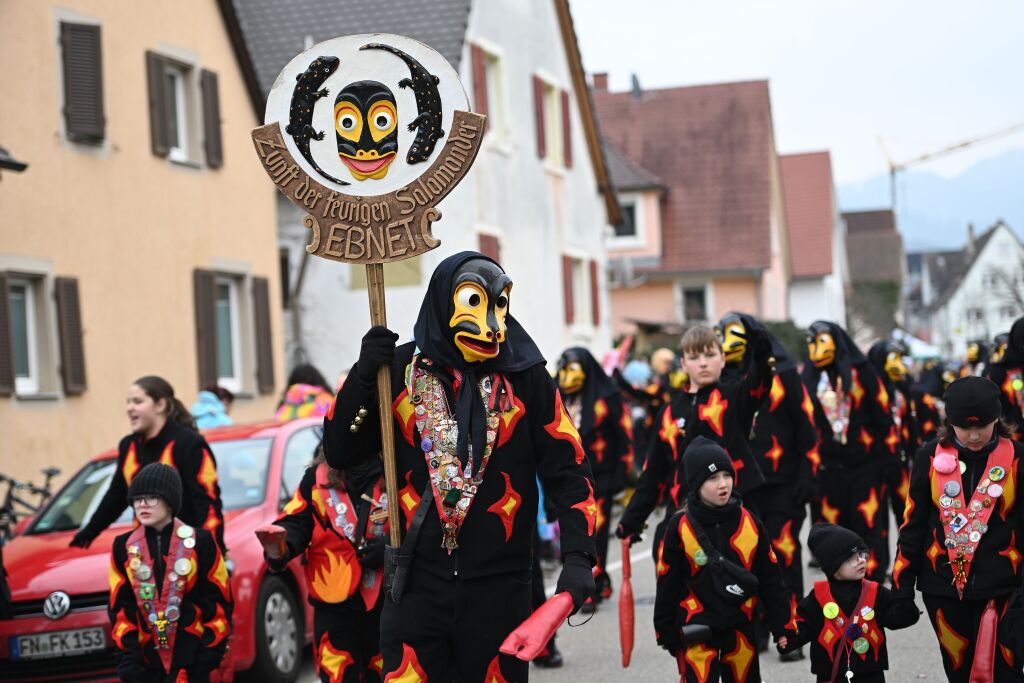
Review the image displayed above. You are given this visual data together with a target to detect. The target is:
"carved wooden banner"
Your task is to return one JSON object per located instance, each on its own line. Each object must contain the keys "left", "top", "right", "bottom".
{"left": 253, "top": 34, "right": 486, "bottom": 551}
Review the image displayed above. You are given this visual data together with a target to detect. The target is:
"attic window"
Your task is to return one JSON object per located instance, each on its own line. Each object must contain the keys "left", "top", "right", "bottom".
{"left": 615, "top": 203, "right": 637, "bottom": 238}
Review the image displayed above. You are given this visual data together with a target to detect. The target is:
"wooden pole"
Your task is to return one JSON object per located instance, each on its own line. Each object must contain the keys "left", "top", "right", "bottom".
{"left": 365, "top": 263, "right": 403, "bottom": 549}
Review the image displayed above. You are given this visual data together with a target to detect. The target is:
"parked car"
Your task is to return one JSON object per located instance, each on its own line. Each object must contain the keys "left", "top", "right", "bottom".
{"left": 0, "top": 418, "right": 323, "bottom": 683}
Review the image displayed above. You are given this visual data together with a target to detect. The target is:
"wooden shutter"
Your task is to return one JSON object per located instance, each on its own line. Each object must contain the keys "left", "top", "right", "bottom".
{"left": 193, "top": 269, "right": 217, "bottom": 388}
{"left": 61, "top": 22, "right": 105, "bottom": 143}
{"left": 201, "top": 69, "right": 223, "bottom": 169}
{"left": 562, "top": 255, "right": 574, "bottom": 325}
{"left": 54, "top": 277, "right": 87, "bottom": 395}
{"left": 478, "top": 234, "right": 501, "bottom": 263}
{"left": 533, "top": 75, "right": 546, "bottom": 159}
{"left": 252, "top": 277, "right": 275, "bottom": 395}
{"left": 0, "top": 274, "right": 13, "bottom": 397}
{"left": 589, "top": 260, "right": 600, "bottom": 326}
{"left": 561, "top": 89, "right": 572, "bottom": 168}
{"left": 471, "top": 45, "right": 488, "bottom": 131}
{"left": 146, "top": 51, "right": 170, "bottom": 157}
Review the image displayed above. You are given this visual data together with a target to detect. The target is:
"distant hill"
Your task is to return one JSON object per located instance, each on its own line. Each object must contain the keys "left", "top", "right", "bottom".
{"left": 838, "top": 147, "right": 1024, "bottom": 251}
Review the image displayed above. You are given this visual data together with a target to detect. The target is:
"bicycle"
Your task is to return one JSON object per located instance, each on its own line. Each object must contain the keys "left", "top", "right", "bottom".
{"left": 0, "top": 467, "right": 60, "bottom": 545}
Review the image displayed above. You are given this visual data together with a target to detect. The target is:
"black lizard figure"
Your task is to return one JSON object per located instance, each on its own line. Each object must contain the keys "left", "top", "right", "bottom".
{"left": 284, "top": 55, "right": 348, "bottom": 185}
{"left": 360, "top": 43, "right": 445, "bottom": 164}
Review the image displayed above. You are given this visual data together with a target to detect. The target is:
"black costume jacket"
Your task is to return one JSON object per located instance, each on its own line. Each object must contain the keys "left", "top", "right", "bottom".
{"left": 620, "top": 352, "right": 772, "bottom": 533}
{"left": 787, "top": 577, "right": 915, "bottom": 680}
{"left": 323, "top": 342, "right": 597, "bottom": 580}
{"left": 109, "top": 524, "right": 232, "bottom": 678}
{"left": 270, "top": 464, "right": 387, "bottom": 612}
{"left": 83, "top": 421, "right": 225, "bottom": 549}
{"left": 893, "top": 437, "right": 1024, "bottom": 600}
{"left": 986, "top": 320, "right": 1024, "bottom": 440}
{"left": 654, "top": 497, "right": 790, "bottom": 644}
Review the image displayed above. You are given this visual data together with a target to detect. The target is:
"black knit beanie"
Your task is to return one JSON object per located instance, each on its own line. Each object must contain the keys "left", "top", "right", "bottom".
{"left": 808, "top": 523, "right": 868, "bottom": 577}
{"left": 684, "top": 436, "right": 735, "bottom": 492}
{"left": 128, "top": 463, "right": 183, "bottom": 515}
{"left": 944, "top": 376, "right": 1002, "bottom": 428}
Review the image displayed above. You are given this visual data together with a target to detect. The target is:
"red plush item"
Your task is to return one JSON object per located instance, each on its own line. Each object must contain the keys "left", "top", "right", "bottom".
{"left": 255, "top": 524, "right": 287, "bottom": 560}
{"left": 499, "top": 592, "right": 574, "bottom": 661}
{"left": 619, "top": 539, "right": 634, "bottom": 667}
{"left": 969, "top": 598, "right": 997, "bottom": 683}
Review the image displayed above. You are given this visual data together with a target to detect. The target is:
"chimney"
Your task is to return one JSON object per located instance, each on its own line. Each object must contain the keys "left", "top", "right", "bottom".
{"left": 966, "top": 222, "right": 976, "bottom": 258}
{"left": 630, "top": 73, "right": 643, "bottom": 100}
{"left": 593, "top": 72, "right": 609, "bottom": 91}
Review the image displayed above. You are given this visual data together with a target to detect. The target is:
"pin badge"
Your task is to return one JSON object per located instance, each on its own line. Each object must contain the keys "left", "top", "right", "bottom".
{"left": 176, "top": 525, "right": 194, "bottom": 539}
{"left": 694, "top": 549, "right": 708, "bottom": 567}
{"left": 988, "top": 484, "right": 1003, "bottom": 498}
{"left": 944, "top": 481, "right": 961, "bottom": 497}
{"left": 823, "top": 602, "right": 840, "bottom": 620}
{"left": 853, "top": 637, "right": 870, "bottom": 654}
{"left": 174, "top": 558, "right": 192, "bottom": 576}
{"left": 989, "top": 466, "right": 1006, "bottom": 482}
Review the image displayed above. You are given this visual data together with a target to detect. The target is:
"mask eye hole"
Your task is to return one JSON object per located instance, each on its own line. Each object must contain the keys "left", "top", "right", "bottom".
{"left": 495, "top": 294, "right": 508, "bottom": 309}
{"left": 374, "top": 112, "right": 393, "bottom": 130}
{"left": 455, "top": 285, "right": 484, "bottom": 309}
{"left": 339, "top": 115, "right": 357, "bottom": 131}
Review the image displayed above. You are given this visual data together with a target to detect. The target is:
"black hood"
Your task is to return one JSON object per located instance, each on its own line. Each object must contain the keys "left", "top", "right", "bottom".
{"left": 717, "top": 311, "right": 795, "bottom": 378}
{"left": 998, "top": 317, "right": 1024, "bottom": 367}
{"left": 913, "top": 362, "right": 946, "bottom": 397}
{"left": 801, "top": 320, "right": 865, "bottom": 389}
{"left": 557, "top": 346, "right": 619, "bottom": 435}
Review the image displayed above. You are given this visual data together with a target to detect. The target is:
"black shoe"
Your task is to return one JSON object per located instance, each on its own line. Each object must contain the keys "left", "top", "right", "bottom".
{"left": 534, "top": 645, "right": 564, "bottom": 668}
{"left": 779, "top": 647, "right": 806, "bottom": 662}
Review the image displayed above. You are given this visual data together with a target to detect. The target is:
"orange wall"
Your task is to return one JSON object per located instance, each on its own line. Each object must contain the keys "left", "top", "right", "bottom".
{"left": 609, "top": 281, "right": 676, "bottom": 336}
{"left": 711, "top": 278, "right": 758, "bottom": 320}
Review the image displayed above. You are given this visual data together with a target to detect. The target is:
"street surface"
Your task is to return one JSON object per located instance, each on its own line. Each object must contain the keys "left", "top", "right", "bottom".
{"left": 299, "top": 509, "right": 947, "bottom": 682}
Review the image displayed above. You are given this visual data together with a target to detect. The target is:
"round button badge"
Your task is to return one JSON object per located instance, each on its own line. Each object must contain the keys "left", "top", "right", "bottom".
{"left": 988, "top": 484, "right": 1004, "bottom": 498}
{"left": 989, "top": 466, "right": 1006, "bottom": 482}
{"left": 174, "top": 558, "right": 192, "bottom": 576}
{"left": 823, "top": 602, "right": 840, "bottom": 620}
{"left": 694, "top": 549, "right": 708, "bottom": 567}
{"left": 853, "top": 637, "right": 870, "bottom": 654}
{"left": 860, "top": 606, "right": 875, "bottom": 621}
{"left": 944, "top": 481, "right": 961, "bottom": 497}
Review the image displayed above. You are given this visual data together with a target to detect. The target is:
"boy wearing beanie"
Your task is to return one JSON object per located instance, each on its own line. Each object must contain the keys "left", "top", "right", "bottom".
{"left": 778, "top": 523, "right": 919, "bottom": 682}
{"left": 893, "top": 376, "right": 1024, "bottom": 682}
{"left": 654, "top": 437, "right": 790, "bottom": 682}
{"left": 108, "top": 463, "right": 233, "bottom": 682}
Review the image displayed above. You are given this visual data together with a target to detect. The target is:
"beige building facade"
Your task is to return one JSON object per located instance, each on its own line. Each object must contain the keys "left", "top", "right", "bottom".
{"left": 0, "top": 1, "right": 283, "bottom": 486}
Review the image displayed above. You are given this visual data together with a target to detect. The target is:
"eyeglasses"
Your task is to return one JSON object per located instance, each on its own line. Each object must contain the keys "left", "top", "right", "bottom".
{"left": 844, "top": 551, "right": 870, "bottom": 564}
{"left": 131, "top": 496, "right": 161, "bottom": 507}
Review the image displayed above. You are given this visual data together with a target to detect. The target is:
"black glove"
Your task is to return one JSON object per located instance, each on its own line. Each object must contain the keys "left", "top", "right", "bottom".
{"left": 887, "top": 596, "right": 922, "bottom": 628}
{"left": 356, "top": 536, "right": 385, "bottom": 570}
{"left": 69, "top": 528, "right": 96, "bottom": 549}
{"left": 793, "top": 477, "right": 818, "bottom": 505}
{"left": 749, "top": 327, "right": 775, "bottom": 362}
{"left": 116, "top": 647, "right": 148, "bottom": 682}
{"left": 354, "top": 326, "right": 399, "bottom": 386}
{"left": 775, "top": 628, "right": 800, "bottom": 654}
{"left": 615, "top": 521, "right": 642, "bottom": 544}
{"left": 555, "top": 552, "right": 595, "bottom": 614}
{"left": 657, "top": 632, "right": 682, "bottom": 657}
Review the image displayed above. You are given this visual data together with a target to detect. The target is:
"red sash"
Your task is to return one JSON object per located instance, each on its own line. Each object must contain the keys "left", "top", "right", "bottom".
{"left": 126, "top": 520, "right": 197, "bottom": 673}
{"left": 312, "top": 464, "right": 387, "bottom": 609}
{"left": 814, "top": 579, "right": 883, "bottom": 681}
{"left": 931, "top": 438, "right": 1014, "bottom": 598}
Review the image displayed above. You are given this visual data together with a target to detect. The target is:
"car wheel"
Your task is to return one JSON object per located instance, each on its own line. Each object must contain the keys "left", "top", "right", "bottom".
{"left": 249, "top": 576, "right": 302, "bottom": 683}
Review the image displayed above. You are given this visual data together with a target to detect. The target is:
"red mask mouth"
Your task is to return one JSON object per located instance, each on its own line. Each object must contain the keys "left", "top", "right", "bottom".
{"left": 456, "top": 334, "right": 499, "bottom": 357}
{"left": 339, "top": 152, "right": 396, "bottom": 175}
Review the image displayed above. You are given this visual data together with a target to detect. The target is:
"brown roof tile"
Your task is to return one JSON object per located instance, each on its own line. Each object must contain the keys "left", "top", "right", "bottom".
{"left": 604, "top": 140, "right": 665, "bottom": 192}
{"left": 594, "top": 80, "right": 775, "bottom": 273}
{"left": 842, "top": 210, "right": 904, "bottom": 283}
{"left": 780, "top": 152, "right": 835, "bottom": 278}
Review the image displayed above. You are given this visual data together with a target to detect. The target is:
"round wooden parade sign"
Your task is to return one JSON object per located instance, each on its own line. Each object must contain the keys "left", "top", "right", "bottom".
{"left": 252, "top": 34, "right": 486, "bottom": 264}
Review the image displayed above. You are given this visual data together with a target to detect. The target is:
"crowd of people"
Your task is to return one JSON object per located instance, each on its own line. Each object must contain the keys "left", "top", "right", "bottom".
{"left": 27, "top": 249, "right": 1024, "bottom": 682}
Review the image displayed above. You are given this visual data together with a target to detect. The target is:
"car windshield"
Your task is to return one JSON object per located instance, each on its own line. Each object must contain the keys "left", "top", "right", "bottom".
{"left": 30, "top": 438, "right": 273, "bottom": 534}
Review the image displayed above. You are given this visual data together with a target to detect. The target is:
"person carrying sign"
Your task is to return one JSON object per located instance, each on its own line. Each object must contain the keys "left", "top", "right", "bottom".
{"left": 892, "top": 376, "right": 1024, "bottom": 682}
{"left": 322, "top": 251, "right": 598, "bottom": 682}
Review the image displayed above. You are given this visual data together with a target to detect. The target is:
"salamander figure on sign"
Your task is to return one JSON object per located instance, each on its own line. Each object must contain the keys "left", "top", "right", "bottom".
{"left": 360, "top": 42, "right": 445, "bottom": 164}
{"left": 285, "top": 55, "right": 349, "bottom": 185}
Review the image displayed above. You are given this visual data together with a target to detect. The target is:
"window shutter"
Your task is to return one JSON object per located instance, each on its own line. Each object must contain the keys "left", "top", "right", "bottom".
{"left": 146, "top": 51, "right": 170, "bottom": 157}
{"left": 561, "top": 89, "right": 572, "bottom": 168}
{"left": 193, "top": 269, "right": 217, "bottom": 388}
{"left": 201, "top": 69, "right": 223, "bottom": 169}
{"left": 589, "top": 260, "right": 600, "bottom": 327}
{"left": 0, "top": 274, "right": 14, "bottom": 397}
{"left": 533, "top": 75, "right": 546, "bottom": 159}
{"left": 252, "top": 277, "right": 275, "bottom": 395}
{"left": 471, "top": 45, "right": 488, "bottom": 131}
{"left": 562, "top": 256, "right": 574, "bottom": 325}
{"left": 478, "top": 234, "right": 501, "bottom": 263}
{"left": 61, "top": 22, "right": 105, "bottom": 143}
{"left": 54, "top": 277, "right": 87, "bottom": 395}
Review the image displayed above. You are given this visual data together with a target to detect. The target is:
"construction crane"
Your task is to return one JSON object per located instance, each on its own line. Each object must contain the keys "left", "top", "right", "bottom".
{"left": 878, "top": 122, "right": 1024, "bottom": 211}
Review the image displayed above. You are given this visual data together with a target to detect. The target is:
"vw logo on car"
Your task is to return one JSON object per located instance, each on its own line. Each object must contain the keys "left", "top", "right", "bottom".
{"left": 42, "top": 591, "right": 71, "bottom": 620}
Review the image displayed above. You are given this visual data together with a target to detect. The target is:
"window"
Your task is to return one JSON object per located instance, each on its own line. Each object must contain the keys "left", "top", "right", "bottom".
{"left": 561, "top": 255, "right": 598, "bottom": 327}
{"left": 615, "top": 203, "right": 637, "bottom": 238}
{"left": 146, "top": 51, "right": 222, "bottom": 167}
{"left": 60, "top": 21, "right": 105, "bottom": 144}
{"left": 164, "top": 63, "right": 190, "bottom": 162}
{"left": 9, "top": 279, "right": 39, "bottom": 395}
{"left": 215, "top": 277, "right": 242, "bottom": 392}
{"left": 280, "top": 427, "right": 321, "bottom": 508}
{"left": 471, "top": 43, "right": 508, "bottom": 142}
{"left": 532, "top": 75, "right": 572, "bottom": 168}
{"left": 1001, "top": 305, "right": 1018, "bottom": 320}
{"left": 682, "top": 287, "right": 707, "bottom": 321}
{"left": 571, "top": 259, "right": 590, "bottom": 324}
{"left": 966, "top": 307, "right": 984, "bottom": 323}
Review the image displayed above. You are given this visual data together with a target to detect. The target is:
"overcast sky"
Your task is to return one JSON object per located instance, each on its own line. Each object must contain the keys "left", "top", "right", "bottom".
{"left": 569, "top": 0, "right": 1024, "bottom": 186}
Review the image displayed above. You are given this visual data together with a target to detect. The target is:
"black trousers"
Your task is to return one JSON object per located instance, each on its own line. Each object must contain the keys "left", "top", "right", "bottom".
{"left": 922, "top": 592, "right": 1024, "bottom": 683}
{"left": 592, "top": 482, "right": 615, "bottom": 599}
{"left": 748, "top": 483, "right": 806, "bottom": 600}
{"left": 816, "top": 459, "right": 889, "bottom": 582}
{"left": 313, "top": 597, "right": 382, "bottom": 683}
{"left": 380, "top": 569, "right": 531, "bottom": 682}
{"left": 680, "top": 621, "right": 761, "bottom": 683}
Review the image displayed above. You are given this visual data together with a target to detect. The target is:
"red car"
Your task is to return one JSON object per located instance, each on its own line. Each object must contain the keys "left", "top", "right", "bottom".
{"left": 0, "top": 418, "right": 323, "bottom": 683}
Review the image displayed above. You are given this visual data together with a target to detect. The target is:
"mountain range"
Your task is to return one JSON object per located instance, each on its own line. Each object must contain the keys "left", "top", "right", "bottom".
{"left": 837, "top": 146, "right": 1024, "bottom": 252}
